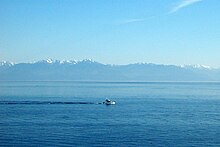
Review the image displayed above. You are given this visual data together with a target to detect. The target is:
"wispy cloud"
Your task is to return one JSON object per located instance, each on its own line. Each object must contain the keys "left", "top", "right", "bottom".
{"left": 170, "top": 0, "right": 202, "bottom": 14}
{"left": 116, "top": 16, "right": 155, "bottom": 25}
{"left": 118, "top": 18, "right": 146, "bottom": 25}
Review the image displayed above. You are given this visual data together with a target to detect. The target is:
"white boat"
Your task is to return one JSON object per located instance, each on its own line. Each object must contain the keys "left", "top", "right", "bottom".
{"left": 103, "top": 99, "right": 116, "bottom": 105}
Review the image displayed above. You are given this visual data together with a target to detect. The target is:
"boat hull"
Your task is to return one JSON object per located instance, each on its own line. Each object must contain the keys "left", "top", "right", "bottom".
{"left": 105, "top": 101, "right": 116, "bottom": 105}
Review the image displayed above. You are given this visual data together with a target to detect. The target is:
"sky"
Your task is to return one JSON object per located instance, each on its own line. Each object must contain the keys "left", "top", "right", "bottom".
{"left": 0, "top": 0, "right": 220, "bottom": 67}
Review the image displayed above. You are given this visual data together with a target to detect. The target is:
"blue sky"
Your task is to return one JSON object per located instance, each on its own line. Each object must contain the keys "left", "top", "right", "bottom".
{"left": 0, "top": 0, "right": 220, "bottom": 67}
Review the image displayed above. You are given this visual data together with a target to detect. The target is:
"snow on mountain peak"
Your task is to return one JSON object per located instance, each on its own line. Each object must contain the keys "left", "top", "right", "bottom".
{"left": 75, "top": 59, "right": 98, "bottom": 64}
{"left": 180, "top": 64, "right": 212, "bottom": 70}
{"left": 136, "top": 62, "right": 148, "bottom": 65}
{"left": 0, "top": 59, "right": 99, "bottom": 65}
{"left": 60, "top": 60, "right": 77, "bottom": 64}
{"left": 35, "top": 59, "right": 61, "bottom": 64}
{"left": 194, "top": 64, "right": 212, "bottom": 69}
{"left": 46, "top": 59, "right": 53, "bottom": 64}
{"left": 34, "top": 59, "right": 97, "bottom": 65}
{"left": 0, "top": 61, "right": 14, "bottom": 66}
{"left": 80, "top": 59, "right": 95, "bottom": 62}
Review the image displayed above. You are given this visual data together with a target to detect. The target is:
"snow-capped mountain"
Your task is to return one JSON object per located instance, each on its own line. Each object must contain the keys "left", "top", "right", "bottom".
{"left": 0, "top": 59, "right": 219, "bottom": 81}
{"left": 31, "top": 59, "right": 98, "bottom": 65}
{"left": 180, "top": 64, "right": 212, "bottom": 70}
{"left": 60, "top": 60, "right": 77, "bottom": 64}
{"left": 34, "top": 59, "right": 60, "bottom": 64}
{"left": 0, "top": 61, "right": 14, "bottom": 66}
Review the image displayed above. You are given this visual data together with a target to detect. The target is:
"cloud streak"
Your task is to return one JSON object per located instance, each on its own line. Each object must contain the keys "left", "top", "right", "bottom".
{"left": 118, "top": 18, "right": 146, "bottom": 25}
{"left": 116, "top": 16, "right": 155, "bottom": 25}
{"left": 170, "top": 0, "right": 202, "bottom": 14}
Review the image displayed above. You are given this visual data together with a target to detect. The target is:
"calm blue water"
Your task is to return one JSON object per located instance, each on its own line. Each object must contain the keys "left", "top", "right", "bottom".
{"left": 0, "top": 82, "right": 220, "bottom": 146}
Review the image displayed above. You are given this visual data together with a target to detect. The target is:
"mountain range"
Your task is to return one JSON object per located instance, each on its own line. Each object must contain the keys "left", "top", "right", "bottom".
{"left": 0, "top": 59, "right": 220, "bottom": 81}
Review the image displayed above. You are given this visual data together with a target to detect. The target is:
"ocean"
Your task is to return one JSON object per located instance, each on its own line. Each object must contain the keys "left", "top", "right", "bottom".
{"left": 0, "top": 81, "right": 220, "bottom": 146}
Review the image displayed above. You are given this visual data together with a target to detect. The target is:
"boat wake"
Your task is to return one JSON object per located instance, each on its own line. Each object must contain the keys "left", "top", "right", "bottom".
{"left": 0, "top": 101, "right": 100, "bottom": 105}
